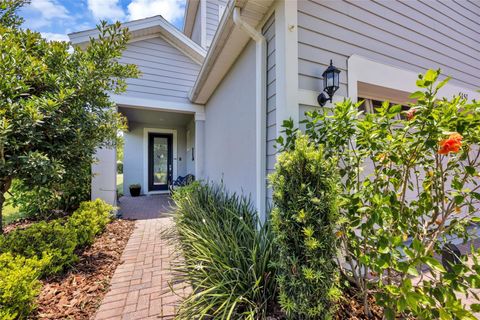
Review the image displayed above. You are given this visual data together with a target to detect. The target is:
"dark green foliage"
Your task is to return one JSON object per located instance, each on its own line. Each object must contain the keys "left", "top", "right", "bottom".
{"left": 9, "top": 162, "right": 91, "bottom": 219}
{"left": 172, "top": 182, "right": 276, "bottom": 320}
{"left": 269, "top": 135, "right": 340, "bottom": 319}
{"left": 0, "top": 199, "right": 113, "bottom": 318}
{"left": 117, "top": 162, "right": 123, "bottom": 174}
{"left": 0, "top": 220, "right": 78, "bottom": 276}
{"left": 0, "top": 252, "right": 49, "bottom": 320}
{"left": 0, "top": 1, "right": 138, "bottom": 230}
{"left": 67, "top": 199, "right": 112, "bottom": 247}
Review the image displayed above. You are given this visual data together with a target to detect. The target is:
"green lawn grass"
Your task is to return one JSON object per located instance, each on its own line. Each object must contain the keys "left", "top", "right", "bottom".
{"left": 117, "top": 173, "right": 124, "bottom": 197}
{"left": 3, "top": 191, "right": 24, "bottom": 226}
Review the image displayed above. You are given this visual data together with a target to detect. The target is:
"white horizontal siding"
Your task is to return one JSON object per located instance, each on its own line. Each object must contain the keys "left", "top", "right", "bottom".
{"left": 119, "top": 36, "right": 201, "bottom": 104}
{"left": 298, "top": 0, "right": 480, "bottom": 93}
{"left": 206, "top": 0, "right": 227, "bottom": 46}
{"left": 263, "top": 14, "right": 276, "bottom": 204}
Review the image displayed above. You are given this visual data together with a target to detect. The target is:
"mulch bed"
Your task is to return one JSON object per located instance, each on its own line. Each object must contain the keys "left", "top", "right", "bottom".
{"left": 336, "top": 288, "right": 384, "bottom": 319}
{"left": 32, "top": 219, "right": 136, "bottom": 320}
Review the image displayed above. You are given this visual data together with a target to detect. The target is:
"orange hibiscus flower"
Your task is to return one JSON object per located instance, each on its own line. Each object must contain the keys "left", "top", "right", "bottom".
{"left": 438, "top": 133, "right": 463, "bottom": 155}
{"left": 406, "top": 109, "right": 417, "bottom": 121}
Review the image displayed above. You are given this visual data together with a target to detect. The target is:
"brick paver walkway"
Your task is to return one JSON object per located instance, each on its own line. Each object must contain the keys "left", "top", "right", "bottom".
{"left": 94, "top": 218, "right": 189, "bottom": 320}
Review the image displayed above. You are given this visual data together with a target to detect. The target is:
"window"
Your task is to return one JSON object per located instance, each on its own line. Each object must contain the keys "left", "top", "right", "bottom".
{"left": 358, "top": 98, "right": 411, "bottom": 120}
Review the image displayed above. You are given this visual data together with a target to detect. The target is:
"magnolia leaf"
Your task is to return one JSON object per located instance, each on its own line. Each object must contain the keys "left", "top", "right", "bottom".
{"left": 471, "top": 304, "right": 480, "bottom": 313}
{"left": 409, "top": 91, "right": 425, "bottom": 99}
{"left": 424, "top": 69, "right": 438, "bottom": 82}
{"left": 424, "top": 257, "right": 446, "bottom": 273}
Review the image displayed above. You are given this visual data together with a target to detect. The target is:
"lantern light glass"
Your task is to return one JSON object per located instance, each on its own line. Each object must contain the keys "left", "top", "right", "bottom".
{"left": 318, "top": 60, "right": 341, "bottom": 107}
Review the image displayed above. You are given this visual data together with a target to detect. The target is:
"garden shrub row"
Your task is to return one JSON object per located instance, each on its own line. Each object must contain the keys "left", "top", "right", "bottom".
{"left": 0, "top": 199, "right": 113, "bottom": 319}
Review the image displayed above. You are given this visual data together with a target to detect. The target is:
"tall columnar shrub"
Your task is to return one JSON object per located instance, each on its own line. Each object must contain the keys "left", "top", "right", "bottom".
{"left": 269, "top": 135, "right": 340, "bottom": 319}
{"left": 278, "top": 70, "right": 480, "bottom": 319}
{"left": 172, "top": 182, "right": 276, "bottom": 320}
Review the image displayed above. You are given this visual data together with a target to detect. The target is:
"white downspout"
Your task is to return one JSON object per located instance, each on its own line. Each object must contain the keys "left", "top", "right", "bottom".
{"left": 233, "top": 7, "right": 267, "bottom": 222}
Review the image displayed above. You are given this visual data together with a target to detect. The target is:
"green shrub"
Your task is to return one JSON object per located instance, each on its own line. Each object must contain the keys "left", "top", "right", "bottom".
{"left": 67, "top": 199, "right": 113, "bottom": 247}
{"left": 279, "top": 70, "right": 480, "bottom": 319}
{"left": 0, "top": 199, "right": 112, "bottom": 318}
{"left": 270, "top": 134, "right": 340, "bottom": 319}
{"left": 117, "top": 162, "right": 123, "bottom": 174}
{"left": 0, "top": 253, "right": 50, "bottom": 319}
{"left": 9, "top": 163, "right": 92, "bottom": 220}
{"left": 0, "top": 199, "right": 113, "bottom": 276}
{"left": 172, "top": 182, "right": 276, "bottom": 320}
{"left": 0, "top": 220, "right": 77, "bottom": 276}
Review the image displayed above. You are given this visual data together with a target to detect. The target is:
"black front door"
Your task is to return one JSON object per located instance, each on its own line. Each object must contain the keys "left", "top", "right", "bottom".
{"left": 148, "top": 133, "right": 173, "bottom": 191}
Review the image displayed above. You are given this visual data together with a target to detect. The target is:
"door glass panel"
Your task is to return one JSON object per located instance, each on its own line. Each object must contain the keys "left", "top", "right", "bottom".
{"left": 153, "top": 137, "right": 168, "bottom": 185}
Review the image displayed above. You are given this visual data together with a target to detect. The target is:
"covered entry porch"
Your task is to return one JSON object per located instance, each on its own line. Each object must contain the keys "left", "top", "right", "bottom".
{"left": 91, "top": 99, "right": 205, "bottom": 207}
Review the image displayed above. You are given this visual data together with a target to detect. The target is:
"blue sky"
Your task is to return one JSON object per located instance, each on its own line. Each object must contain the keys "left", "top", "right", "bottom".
{"left": 20, "top": 0, "right": 186, "bottom": 41}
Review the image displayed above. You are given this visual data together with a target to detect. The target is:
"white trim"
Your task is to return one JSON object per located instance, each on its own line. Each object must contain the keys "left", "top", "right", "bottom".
{"left": 189, "top": 0, "right": 276, "bottom": 104}
{"left": 275, "top": 0, "right": 299, "bottom": 135}
{"left": 200, "top": 0, "right": 207, "bottom": 48}
{"left": 348, "top": 55, "right": 480, "bottom": 103}
{"left": 194, "top": 112, "right": 206, "bottom": 121}
{"left": 143, "top": 128, "right": 178, "bottom": 195}
{"left": 68, "top": 15, "right": 206, "bottom": 64}
{"left": 298, "top": 89, "right": 346, "bottom": 107}
{"left": 183, "top": 0, "right": 200, "bottom": 37}
{"left": 111, "top": 94, "right": 205, "bottom": 114}
{"left": 233, "top": 7, "right": 267, "bottom": 222}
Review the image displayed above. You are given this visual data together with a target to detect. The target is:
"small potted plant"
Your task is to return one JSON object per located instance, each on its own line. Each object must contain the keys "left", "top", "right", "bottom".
{"left": 129, "top": 183, "right": 141, "bottom": 197}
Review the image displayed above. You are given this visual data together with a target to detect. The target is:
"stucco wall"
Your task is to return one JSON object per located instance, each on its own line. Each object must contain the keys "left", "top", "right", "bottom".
{"left": 204, "top": 41, "right": 257, "bottom": 204}
{"left": 123, "top": 122, "right": 188, "bottom": 195}
{"left": 186, "top": 119, "right": 196, "bottom": 175}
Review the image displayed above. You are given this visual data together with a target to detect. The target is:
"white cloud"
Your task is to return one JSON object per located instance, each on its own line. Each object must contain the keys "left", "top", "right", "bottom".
{"left": 127, "top": 0, "right": 184, "bottom": 22}
{"left": 30, "top": 0, "right": 69, "bottom": 19}
{"left": 41, "top": 32, "right": 70, "bottom": 42}
{"left": 87, "top": 0, "right": 125, "bottom": 21}
{"left": 22, "top": 0, "right": 70, "bottom": 29}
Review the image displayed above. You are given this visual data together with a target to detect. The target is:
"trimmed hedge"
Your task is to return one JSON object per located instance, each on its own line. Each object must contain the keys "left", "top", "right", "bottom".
{"left": 0, "top": 199, "right": 113, "bottom": 319}
{"left": 0, "top": 253, "right": 49, "bottom": 320}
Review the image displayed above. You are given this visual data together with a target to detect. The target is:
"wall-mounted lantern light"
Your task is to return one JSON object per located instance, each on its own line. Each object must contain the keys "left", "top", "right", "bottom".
{"left": 317, "top": 60, "right": 341, "bottom": 106}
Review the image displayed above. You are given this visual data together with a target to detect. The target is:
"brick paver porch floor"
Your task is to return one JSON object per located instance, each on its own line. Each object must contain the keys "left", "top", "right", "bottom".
{"left": 94, "top": 217, "right": 189, "bottom": 320}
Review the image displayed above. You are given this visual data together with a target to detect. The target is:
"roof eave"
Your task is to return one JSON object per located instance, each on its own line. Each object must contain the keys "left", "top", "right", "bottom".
{"left": 189, "top": 0, "right": 274, "bottom": 104}
{"left": 183, "top": 0, "right": 200, "bottom": 37}
{"left": 68, "top": 15, "right": 207, "bottom": 64}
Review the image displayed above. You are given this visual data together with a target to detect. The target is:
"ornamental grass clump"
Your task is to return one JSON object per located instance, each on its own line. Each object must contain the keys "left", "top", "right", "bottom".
{"left": 269, "top": 135, "right": 340, "bottom": 319}
{"left": 278, "top": 69, "right": 480, "bottom": 319}
{"left": 172, "top": 182, "right": 276, "bottom": 320}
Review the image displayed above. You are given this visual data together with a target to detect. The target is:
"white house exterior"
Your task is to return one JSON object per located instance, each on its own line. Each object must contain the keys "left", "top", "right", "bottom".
{"left": 69, "top": 0, "right": 480, "bottom": 220}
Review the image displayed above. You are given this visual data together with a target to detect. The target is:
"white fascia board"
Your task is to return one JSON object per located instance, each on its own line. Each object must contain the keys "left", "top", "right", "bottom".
{"left": 111, "top": 94, "right": 205, "bottom": 115}
{"left": 275, "top": 0, "right": 299, "bottom": 132}
{"left": 200, "top": 0, "right": 207, "bottom": 48}
{"left": 189, "top": 0, "right": 275, "bottom": 104}
{"left": 183, "top": 0, "right": 200, "bottom": 37}
{"left": 68, "top": 16, "right": 206, "bottom": 64}
{"left": 348, "top": 55, "right": 480, "bottom": 103}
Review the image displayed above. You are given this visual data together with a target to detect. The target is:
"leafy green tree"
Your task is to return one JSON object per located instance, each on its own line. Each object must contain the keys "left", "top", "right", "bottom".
{"left": 0, "top": 1, "right": 139, "bottom": 231}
